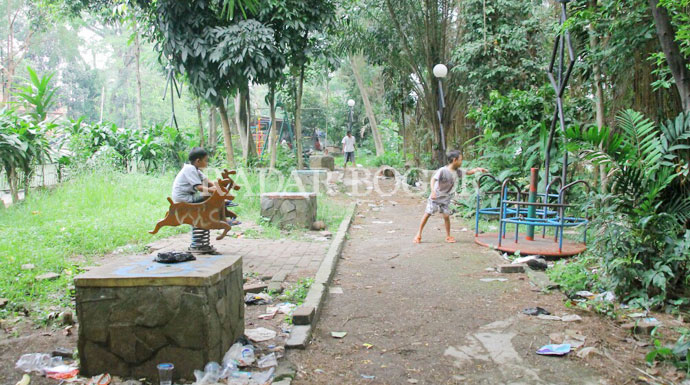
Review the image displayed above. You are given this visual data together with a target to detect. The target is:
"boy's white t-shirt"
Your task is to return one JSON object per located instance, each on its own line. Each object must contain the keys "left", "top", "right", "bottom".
{"left": 172, "top": 164, "right": 205, "bottom": 203}
{"left": 431, "top": 166, "right": 461, "bottom": 204}
{"left": 342, "top": 135, "right": 356, "bottom": 152}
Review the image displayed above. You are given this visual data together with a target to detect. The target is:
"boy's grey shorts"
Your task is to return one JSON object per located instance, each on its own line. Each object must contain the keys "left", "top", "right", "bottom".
{"left": 425, "top": 199, "right": 451, "bottom": 215}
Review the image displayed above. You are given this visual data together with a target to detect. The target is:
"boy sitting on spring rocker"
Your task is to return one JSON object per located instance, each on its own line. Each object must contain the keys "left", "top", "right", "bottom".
{"left": 172, "top": 147, "right": 240, "bottom": 253}
{"left": 413, "top": 149, "right": 486, "bottom": 244}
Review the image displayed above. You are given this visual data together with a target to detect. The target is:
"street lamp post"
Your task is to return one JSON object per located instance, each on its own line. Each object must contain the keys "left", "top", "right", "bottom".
{"left": 347, "top": 99, "right": 355, "bottom": 132}
{"left": 433, "top": 64, "right": 448, "bottom": 160}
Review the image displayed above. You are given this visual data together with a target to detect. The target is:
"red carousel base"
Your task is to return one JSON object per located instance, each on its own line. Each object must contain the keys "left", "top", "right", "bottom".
{"left": 475, "top": 233, "right": 586, "bottom": 258}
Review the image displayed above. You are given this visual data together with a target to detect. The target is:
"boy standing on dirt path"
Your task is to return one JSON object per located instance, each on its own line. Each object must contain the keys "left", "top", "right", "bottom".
{"left": 413, "top": 150, "right": 486, "bottom": 244}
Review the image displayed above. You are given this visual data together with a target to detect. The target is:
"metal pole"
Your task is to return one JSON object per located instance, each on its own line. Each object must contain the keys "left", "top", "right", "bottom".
{"left": 437, "top": 80, "right": 446, "bottom": 156}
{"left": 526, "top": 168, "right": 539, "bottom": 241}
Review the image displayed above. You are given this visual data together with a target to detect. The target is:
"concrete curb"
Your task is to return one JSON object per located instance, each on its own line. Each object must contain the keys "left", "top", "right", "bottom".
{"left": 285, "top": 201, "right": 357, "bottom": 349}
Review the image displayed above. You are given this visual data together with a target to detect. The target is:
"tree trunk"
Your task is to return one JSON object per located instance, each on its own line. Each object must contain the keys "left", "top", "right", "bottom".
{"left": 235, "top": 93, "right": 248, "bottom": 158}
{"left": 197, "top": 99, "right": 205, "bottom": 147}
{"left": 244, "top": 90, "right": 257, "bottom": 162}
{"left": 648, "top": 0, "right": 690, "bottom": 112}
{"left": 8, "top": 167, "right": 19, "bottom": 204}
{"left": 208, "top": 106, "right": 218, "bottom": 151}
{"left": 401, "top": 101, "right": 406, "bottom": 159}
{"left": 295, "top": 66, "right": 305, "bottom": 169}
{"left": 350, "top": 55, "right": 385, "bottom": 156}
{"left": 269, "top": 87, "right": 279, "bottom": 169}
{"left": 589, "top": 1, "right": 609, "bottom": 192}
{"left": 134, "top": 26, "right": 143, "bottom": 130}
{"left": 217, "top": 103, "right": 235, "bottom": 167}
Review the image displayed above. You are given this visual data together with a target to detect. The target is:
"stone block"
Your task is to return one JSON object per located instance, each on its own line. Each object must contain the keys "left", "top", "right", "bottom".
{"left": 309, "top": 155, "right": 335, "bottom": 171}
{"left": 498, "top": 264, "right": 526, "bottom": 273}
{"left": 292, "top": 169, "right": 328, "bottom": 193}
{"left": 260, "top": 193, "right": 317, "bottom": 229}
{"left": 75, "top": 254, "right": 244, "bottom": 380}
{"left": 291, "top": 306, "right": 315, "bottom": 325}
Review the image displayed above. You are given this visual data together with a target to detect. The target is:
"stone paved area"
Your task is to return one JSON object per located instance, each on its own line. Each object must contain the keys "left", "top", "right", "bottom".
{"left": 148, "top": 233, "right": 330, "bottom": 282}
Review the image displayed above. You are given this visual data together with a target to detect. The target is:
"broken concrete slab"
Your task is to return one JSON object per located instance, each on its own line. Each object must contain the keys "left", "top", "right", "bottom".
{"left": 498, "top": 264, "right": 526, "bottom": 273}
{"left": 267, "top": 281, "right": 283, "bottom": 294}
{"left": 36, "top": 272, "right": 60, "bottom": 281}
{"left": 526, "top": 270, "right": 559, "bottom": 290}
{"left": 285, "top": 325, "right": 311, "bottom": 349}
{"left": 243, "top": 283, "right": 268, "bottom": 294}
{"left": 274, "top": 360, "right": 297, "bottom": 381}
{"left": 271, "top": 272, "right": 288, "bottom": 283}
{"left": 292, "top": 306, "right": 315, "bottom": 325}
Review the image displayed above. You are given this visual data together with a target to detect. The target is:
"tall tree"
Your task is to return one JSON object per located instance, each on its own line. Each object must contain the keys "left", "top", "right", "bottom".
{"left": 349, "top": 54, "right": 384, "bottom": 156}
{"left": 649, "top": 0, "right": 690, "bottom": 111}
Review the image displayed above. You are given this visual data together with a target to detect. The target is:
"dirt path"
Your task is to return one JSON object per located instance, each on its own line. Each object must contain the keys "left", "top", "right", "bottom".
{"left": 288, "top": 171, "right": 618, "bottom": 385}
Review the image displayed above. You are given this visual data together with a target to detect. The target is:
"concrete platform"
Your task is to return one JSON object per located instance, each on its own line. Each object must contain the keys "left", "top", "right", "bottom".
{"left": 475, "top": 233, "right": 586, "bottom": 257}
{"left": 75, "top": 254, "right": 244, "bottom": 380}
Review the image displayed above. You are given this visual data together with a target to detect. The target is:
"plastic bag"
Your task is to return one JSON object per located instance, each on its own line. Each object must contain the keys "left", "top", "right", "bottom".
{"left": 257, "top": 353, "right": 277, "bottom": 368}
{"left": 15, "top": 353, "right": 56, "bottom": 373}
{"left": 193, "top": 362, "right": 222, "bottom": 385}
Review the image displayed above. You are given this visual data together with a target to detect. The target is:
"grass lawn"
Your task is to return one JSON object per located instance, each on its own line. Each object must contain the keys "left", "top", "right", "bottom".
{"left": 0, "top": 168, "right": 347, "bottom": 321}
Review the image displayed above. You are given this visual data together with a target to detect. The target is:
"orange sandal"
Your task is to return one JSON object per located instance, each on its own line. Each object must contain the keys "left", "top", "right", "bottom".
{"left": 445, "top": 236, "right": 456, "bottom": 243}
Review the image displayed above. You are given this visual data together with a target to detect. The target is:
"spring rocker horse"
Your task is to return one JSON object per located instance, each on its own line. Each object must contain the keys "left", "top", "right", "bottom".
{"left": 150, "top": 169, "right": 241, "bottom": 254}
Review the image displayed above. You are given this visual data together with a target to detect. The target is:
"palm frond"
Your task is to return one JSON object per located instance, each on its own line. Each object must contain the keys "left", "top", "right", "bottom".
{"left": 616, "top": 109, "right": 664, "bottom": 172}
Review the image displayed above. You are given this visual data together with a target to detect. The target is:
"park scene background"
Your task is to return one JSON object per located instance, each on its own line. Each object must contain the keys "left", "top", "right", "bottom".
{"left": 1, "top": 0, "right": 690, "bottom": 383}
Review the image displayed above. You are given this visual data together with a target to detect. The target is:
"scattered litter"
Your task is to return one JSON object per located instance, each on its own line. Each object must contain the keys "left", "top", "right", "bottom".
{"left": 387, "top": 230, "right": 396, "bottom": 233}
{"left": 408, "top": 379, "right": 419, "bottom": 384}
{"left": 460, "top": 228, "right": 468, "bottom": 232}
{"left": 273, "top": 303, "right": 296, "bottom": 314}
{"left": 86, "top": 373, "right": 111, "bottom": 385}
{"left": 574, "top": 291, "right": 595, "bottom": 300}
{"left": 643, "top": 317, "right": 659, "bottom": 324}
{"left": 513, "top": 255, "right": 538, "bottom": 264}
{"left": 45, "top": 365, "right": 79, "bottom": 380}
{"left": 251, "top": 368, "right": 275, "bottom": 384}
{"left": 15, "top": 374, "right": 30, "bottom": 385}
{"left": 194, "top": 362, "right": 222, "bottom": 385}
{"left": 626, "top": 312, "right": 647, "bottom": 319}
{"left": 154, "top": 251, "right": 195, "bottom": 264}
{"left": 522, "top": 307, "right": 550, "bottom": 316}
{"left": 257, "top": 353, "right": 278, "bottom": 368}
{"left": 595, "top": 291, "right": 615, "bottom": 302}
{"left": 331, "top": 331, "right": 348, "bottom": 338}
{"left": 314, "top": 369, "right": 325, "bottom": 374}
{"left": 551, "top": 330, "right": 587, "bottom": 349}
{"left": 258, "top": 309, "right": 278, "bottom": 320}
{"left": 484, "top": 267, "right": 495, "bottom": 272}
{"left": 52, "top": 348, "right": 73, "bottom": 359}
{"left": 329, "top": 287, "right": 344, "bottom": 294}
{"left": 363, "top": 343, "right": 373, "bottom": 349}
{"left": 479, "top": 278, "right": 507, "bottom": 282}
{"left": 372, "top": 220, "right": 393, "bottom": 224}
{"left": 223, "top": 343, "right": 255, "bottom": 367}
{"left": 16, "top": 353, "right": 59, "bottom": 373}
{"left": 21, "top": 264, "right": 35, "bottom": 270}
{"left": 245, "top": 293, "right": 272, "bottom": 305}
{"left": 526, "top": 258, "right": 548, "bottom": 271}
{"left": 536, "top": 344, "right": 571, "bottom": 356}
{"left": 361, "top": 374, "right": 375, "bottom": 379}
{"left": 537, "top": 314, "right": 582, "bottom": 322}
{"left": 245, "top": 328, "right": 277, "bottom": 342}
{"left": 561, "top": 314, "right": 582, "bottom": 322}
{"left": 576, "top": 347, "right": 602, "bottom": 359}
{"left": 352, "top": 225, "right": 363, "bottom": 229}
